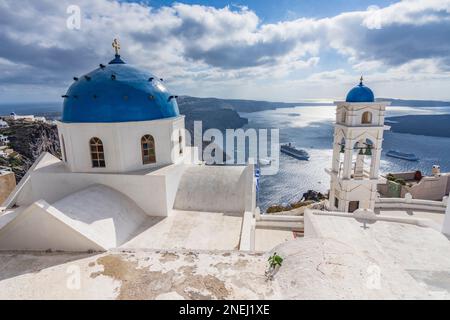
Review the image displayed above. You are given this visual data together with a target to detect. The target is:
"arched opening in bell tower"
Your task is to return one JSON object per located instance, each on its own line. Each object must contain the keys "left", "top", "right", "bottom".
{"left": 361, "top": 111, "right": 373, "bottom": 124}
{"left": 351, "top": 138, "right": 374, "bottom": 179}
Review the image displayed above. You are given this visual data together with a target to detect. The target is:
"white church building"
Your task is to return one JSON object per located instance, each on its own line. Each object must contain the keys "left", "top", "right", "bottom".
{"left": 0, "top": 42, "right": 256, "bottom": 252}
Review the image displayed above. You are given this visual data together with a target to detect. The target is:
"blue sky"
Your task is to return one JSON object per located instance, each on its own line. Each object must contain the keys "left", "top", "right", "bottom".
{"left": 130, "top": 0, "right": 399, "bottom": 21}
{"left": 0, "top": 0, "right": 449, "bottom": 103}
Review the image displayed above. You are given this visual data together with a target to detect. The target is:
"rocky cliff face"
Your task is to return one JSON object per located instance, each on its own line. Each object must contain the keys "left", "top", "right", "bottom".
{"left": 0, "top": 120, "right": 61, "bottom": 181}
{"left": 177, "top": 96, "right": 249, "bottom": 139}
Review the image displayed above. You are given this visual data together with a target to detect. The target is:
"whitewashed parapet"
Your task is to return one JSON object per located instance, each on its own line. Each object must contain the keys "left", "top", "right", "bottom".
{"left": 375, "top": 197, "right": 445, "bottom": 212}
{"left": 304, "top": 208, "right": 443, "bottom": 237}
{"left": 239, "top": 211, "right": 255, "bottom": 251}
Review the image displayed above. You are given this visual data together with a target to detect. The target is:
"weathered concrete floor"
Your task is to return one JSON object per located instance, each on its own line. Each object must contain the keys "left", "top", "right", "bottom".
{"left": 0, "top": 249, "right": 279, "bottom": 300}
{"left": 3, "top": 211, "right": 450, "bottom": 300}
{"left": 122, "top": 210, "right": 243, "bottom": 250}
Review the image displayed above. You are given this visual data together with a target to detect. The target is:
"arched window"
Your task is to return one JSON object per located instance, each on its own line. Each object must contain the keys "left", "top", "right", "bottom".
{"left": 90, "top": 137, "right": 105, "bottom": 168}
{"left": 61, "top": 135, "right": 67, "bottom": 162}
{"left": 341, "top": 111, "right": 346, "bottom": 124}
{"left": 362, "top": 111, "right": 372, "bottom": 124}
{"left": 179, "top": 130, "right": 183, "bottom": 155}
{"left": 141, "top": 135, "right": 156, "bottom": 164}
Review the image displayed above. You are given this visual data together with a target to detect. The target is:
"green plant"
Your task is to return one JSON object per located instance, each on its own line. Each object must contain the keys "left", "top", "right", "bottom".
{"left": 268, "top": 252, "right": 283, "bottom": 269}
{"left": 265, "top": 252, "right": 284, "bottom": 281}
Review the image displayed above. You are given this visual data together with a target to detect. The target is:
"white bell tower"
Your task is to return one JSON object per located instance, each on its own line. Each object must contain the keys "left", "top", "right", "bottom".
{"left": 327, "top": 78, "right": 390, "bottom": 212}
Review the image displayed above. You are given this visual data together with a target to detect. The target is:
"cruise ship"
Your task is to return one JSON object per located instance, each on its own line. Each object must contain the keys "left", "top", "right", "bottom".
{"left": 386, "top": 150, "right": 419, "bottom": 161}
{"left": 280, "top": 143, "right": 310, "bottom": 160}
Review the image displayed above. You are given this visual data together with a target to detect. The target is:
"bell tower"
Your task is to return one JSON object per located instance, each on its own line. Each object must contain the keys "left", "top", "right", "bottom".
{"left": 327, "top": 78, "right": 390, "bottom": 212}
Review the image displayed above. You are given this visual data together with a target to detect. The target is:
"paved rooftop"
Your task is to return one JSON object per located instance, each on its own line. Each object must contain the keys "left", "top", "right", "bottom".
{"left": 122, "top": 210, "right": 243, "bottom": 251}
{"left": 1, "top": 208, "right": 449, "bottom": 299}
{"left": 300, "top": 210, "right": 450, "bottom": 299}
{"left": 0, "top": 249, "right": 276, "bottom": 300}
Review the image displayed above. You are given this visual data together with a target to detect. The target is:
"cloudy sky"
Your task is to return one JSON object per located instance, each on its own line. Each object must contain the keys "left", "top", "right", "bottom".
{"left": 1, "top": 0, "right": 450, "bottom": 103}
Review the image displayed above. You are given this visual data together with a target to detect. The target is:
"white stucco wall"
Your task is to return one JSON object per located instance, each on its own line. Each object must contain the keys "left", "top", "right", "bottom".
{"left": 154, "top": 163, "right": 187, "bottom": 214}
{"left": 24, "top": 170, "right": 169, "bottom": 216}
{"left": 0, "top": 201, "right": 105, "bottom": 252}
{"left": 51, "top": 184, "right": 148, "bottom": 249}
{"left": 443, "top": 200, "right": 450, "bottom": 236}
{"left": 0, "top": 184, "right": 171, "bottom": 251}
{"left": 406, "top": 175, "right": 450, "bottom": 201}
{"left": 57, "top": 116, "right": 185, "bottom": 173}
{"left": 173, "top": 165, "right": 251, "bottom": 213}
{"left": 7, "top": 154, "right": 172, "bottom": 216}
{"left": 7, "top": 151, "right": 254, "bottom": 218}
{"left": 335, "top": 102, "right": 387, "bottom": 127}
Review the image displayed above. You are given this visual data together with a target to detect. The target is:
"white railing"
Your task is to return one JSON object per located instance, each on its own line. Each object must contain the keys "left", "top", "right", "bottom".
{"left": 375, "top": 197, "right": 446, "bottom": 212}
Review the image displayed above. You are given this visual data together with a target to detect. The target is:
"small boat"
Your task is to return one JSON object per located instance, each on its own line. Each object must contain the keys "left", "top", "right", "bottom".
{"left": 386, "top": 150, "right": 419, "bottom": 161}
{"left": 280, "top": 143, "right": 310, "bottom": 160}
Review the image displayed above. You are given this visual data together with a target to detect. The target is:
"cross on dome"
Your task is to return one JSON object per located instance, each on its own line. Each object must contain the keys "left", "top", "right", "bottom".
{"left": 62, "top": 40, "right": 179, "bottom": 123}
{"left": 112, "top": 38, "right": 121, "bottom": 55}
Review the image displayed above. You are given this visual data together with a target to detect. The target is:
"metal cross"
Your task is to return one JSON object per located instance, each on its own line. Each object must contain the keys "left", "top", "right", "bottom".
{"left": 112, "top": 38, "right": 121, "bottom": 55}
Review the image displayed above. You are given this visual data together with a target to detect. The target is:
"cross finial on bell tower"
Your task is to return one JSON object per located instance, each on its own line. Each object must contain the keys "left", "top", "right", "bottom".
{"left": 112, "top": 38, "right": 121, "bottom": 56}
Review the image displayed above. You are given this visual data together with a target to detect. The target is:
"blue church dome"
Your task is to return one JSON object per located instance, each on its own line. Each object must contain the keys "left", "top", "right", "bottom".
{"left": 345, "top": 77, "right": 375, "bottom": 103}
{"left": 62, "top": 54, "right": 180, "bottom": 123}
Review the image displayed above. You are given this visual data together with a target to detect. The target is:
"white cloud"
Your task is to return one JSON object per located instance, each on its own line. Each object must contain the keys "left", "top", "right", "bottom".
{"left": 0, "top": 0, "right": 450, "bottom": 101}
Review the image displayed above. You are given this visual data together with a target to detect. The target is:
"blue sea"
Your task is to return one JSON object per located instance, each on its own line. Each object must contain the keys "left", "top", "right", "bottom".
{"left": 241, "top": 105, "right": 450, "bottom": 212}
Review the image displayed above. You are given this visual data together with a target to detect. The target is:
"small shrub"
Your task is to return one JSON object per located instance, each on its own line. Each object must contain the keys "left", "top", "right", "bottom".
{"left": 265, "top": 252, "right": 284, "bottom": 280}
{"left": 268, "top": 252, "right": 283, "bottom": 269}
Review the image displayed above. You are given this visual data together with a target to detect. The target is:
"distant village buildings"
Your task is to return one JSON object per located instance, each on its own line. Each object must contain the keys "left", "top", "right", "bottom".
{"left": 0, "top": 119, "right": 12, "bottom": 159}
{"left": 7, "top": 112, "right": 46, "bottom": 123}
{"left": 0, "top": 120, "right": 9, "bottom": 129}
{"left": 0, "top": 135, "right": 9, "bottom": 146}
{"left": 0, "top": 123, "right": 12, "bottom": 159}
